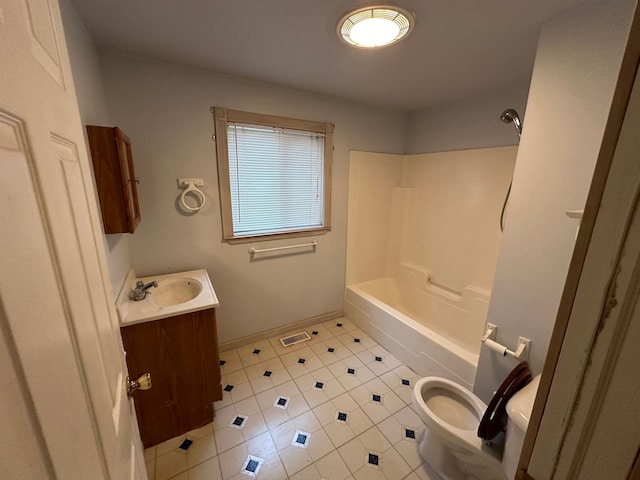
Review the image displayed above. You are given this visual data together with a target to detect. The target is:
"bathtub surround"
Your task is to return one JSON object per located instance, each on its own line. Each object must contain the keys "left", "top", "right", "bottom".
{"left": 347, "top": 147, "right": 517, "bottom": 291}
{"left": 473, "top": 0, "right": 637, "bottom": 402}
{"left": 346, "top": 147, "right": 516, "bottom": 386}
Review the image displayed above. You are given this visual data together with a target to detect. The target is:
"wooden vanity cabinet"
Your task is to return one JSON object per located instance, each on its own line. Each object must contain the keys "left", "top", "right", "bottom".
{"left": 86, "top": 125, "right": 141, "bottom": 233}
{"left": 120, "top": 308, "right": 223, "bottom": 448}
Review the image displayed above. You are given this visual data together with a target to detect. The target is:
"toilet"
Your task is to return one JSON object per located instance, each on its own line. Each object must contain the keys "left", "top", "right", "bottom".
{"left": 412, "top": 363, "right": 540, "bottom": 480}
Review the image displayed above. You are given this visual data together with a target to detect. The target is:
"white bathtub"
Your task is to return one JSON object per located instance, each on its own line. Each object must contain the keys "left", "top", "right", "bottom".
{"left": 345, "top": 264, "right": 490, "bottom": 389}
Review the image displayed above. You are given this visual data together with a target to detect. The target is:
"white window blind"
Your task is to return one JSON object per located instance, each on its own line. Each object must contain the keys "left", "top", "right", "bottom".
{"left": 227, "top": 122, "right": 326, "bottom": 236}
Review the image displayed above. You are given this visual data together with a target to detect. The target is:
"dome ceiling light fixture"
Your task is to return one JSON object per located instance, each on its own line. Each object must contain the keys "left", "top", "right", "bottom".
{"left": 338, "top": 5, "right": 415, "bottom": 49}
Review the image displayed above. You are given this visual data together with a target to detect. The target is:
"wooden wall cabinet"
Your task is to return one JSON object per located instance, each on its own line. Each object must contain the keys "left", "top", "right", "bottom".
{"left": 86, "top": 125, "right": 141, "bottom": 233}
{"left": 120, "top": 308, "right": 223, "bottom": 448}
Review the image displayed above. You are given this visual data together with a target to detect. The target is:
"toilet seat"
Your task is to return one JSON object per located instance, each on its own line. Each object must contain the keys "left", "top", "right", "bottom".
{"left": 477, "top": 361, "right": 532, "bottom": 440}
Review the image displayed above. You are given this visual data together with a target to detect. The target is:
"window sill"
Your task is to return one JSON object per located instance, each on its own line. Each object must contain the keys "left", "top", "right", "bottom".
{"left": 224, "top": 227, "right": 330, "bottom": 245}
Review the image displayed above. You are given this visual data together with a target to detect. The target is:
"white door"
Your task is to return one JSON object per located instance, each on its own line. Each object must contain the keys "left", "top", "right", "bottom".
{"left": 0, "top": 1, "right": 145, "bottom": 479}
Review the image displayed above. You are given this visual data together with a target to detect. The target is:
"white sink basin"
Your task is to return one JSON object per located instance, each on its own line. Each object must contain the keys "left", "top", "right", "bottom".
{"left": 117, "top": 269, "right": 219, "bottom": 326}
{"left": 149, "top": 278, "right": 202, "bottom": 307}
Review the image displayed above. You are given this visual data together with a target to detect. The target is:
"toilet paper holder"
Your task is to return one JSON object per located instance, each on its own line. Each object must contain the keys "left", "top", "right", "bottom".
{"left": 481, "top": 323, "right": 530, "bottom": 360}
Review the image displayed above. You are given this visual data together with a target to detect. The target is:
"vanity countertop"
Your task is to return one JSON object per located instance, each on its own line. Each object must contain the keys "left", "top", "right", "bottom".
{"left": 116, "top": 269, "right": 219, "bottom": 327}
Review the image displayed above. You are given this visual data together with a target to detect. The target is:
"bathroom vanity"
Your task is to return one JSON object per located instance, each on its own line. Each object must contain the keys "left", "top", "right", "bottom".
{"left": 116, "top": 269, "right": 221, "bottom": 447}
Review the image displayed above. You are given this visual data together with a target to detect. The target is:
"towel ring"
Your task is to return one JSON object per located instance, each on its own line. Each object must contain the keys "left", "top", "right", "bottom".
{"left": 180, "top": 181, "right": 206, "bottom": 212}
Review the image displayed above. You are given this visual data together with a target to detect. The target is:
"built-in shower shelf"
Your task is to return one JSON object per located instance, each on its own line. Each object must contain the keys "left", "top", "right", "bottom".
{"left": 565, "top": 209, "right": 584, "bottom": 219}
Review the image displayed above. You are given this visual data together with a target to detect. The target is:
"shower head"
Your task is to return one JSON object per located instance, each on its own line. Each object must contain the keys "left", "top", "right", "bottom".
{"left": 500, "top": 108, "right": 522, "bottom": 137}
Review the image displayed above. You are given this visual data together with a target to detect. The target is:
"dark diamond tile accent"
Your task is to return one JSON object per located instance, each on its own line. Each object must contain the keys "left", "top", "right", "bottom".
{"left": 312, "top": 330, "right": 319, "bottom": 335}
{"left": 179, "top": 439, "right": 193, "bottom": 450}
{"left": 220, "top": 360, "right": 226, "bottom": 366}
{"left": 295, "top": 433, "right": 308, "bottom": 445}
{"left": 372, "top": 394, "right": 382, "bottom": 403}
{"left": 276, "top": 397, "right": 288, "bottom": 407}
{"left": 297, "top": 358, "right": 306, "bottom": 364}
{"left": 224, "top": 384, "right": 234, "bottom": 392}
{"left": 337, "top": 412, "right": 348, "bottom": 422}
{"left": 368, "top": 453, "right": 379, "bottom": 466}
{"left": 263, "top": 370, "right": 272, "bottom": 377}
{"left": 245, "top": 459, "right": 259, "bottom": 473}
{"left": 401, "top": 378, "right": 411, "bottom": 386}
{"left": 252, "top": 349, "right": 261, "bottom": 355}
{"left": 374, "top": 356, "right": 383, "bottom": 362}
{"left": 336, "top": 322, "right": 343, "bottom": 327}
{"left": 354, "top": 338, "right": 361, "bottom": 343}
{"left": 405, "top": 428, "right": 416, "bottom": 439}
{"left": 314, "top": 381, "right": 324, "bottom": 390}
{"left": 347, "top": 368, "right": 356, "bottom": 375}
{"left": 232, "top": 416, "right": 245, "bottom": 427}
{"left": 327, "top": 347, "right": 335, "bottom": 353}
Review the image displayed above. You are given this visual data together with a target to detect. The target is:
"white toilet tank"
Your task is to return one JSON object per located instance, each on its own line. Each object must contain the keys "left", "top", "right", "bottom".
{"left": 502, "top": 374, "right": 541, "bottom": 480}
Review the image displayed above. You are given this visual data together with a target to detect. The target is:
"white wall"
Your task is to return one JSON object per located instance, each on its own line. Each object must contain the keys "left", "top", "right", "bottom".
{"left": 346, "top": 147, "right": 516, "bottom": 293}
{"left": 473, "top": 0, "right": 637, "bottom": 402}
{"left": 405, "top": 83, "right": 530, "bottom": 154}
{"left": 98, "top": 52, "right": 407, "bottom": 342}
{"left": 59, "top": 0, "right": 131, "bottom": 299}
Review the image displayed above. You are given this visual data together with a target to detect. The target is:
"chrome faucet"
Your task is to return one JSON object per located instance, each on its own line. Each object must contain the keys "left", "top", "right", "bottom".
{"left": 129, "top": 280, "right": 158, "bottom": 301}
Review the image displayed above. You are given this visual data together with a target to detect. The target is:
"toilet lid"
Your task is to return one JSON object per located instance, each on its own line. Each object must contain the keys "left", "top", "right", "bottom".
{"left": 477, "top": 361, "right": 532, "bottom": 441}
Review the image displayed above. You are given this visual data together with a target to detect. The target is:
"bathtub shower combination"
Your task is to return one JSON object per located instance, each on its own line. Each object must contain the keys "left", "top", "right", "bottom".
{"left": 345, "top": 263, "right": 489, "bottom": 390}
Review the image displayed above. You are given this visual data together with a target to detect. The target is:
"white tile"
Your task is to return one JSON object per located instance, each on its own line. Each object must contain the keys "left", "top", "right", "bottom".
{"left": 215, "top": 378, "right": 254, "bottom": 409}
{"left": 145, "top": 460, "right": 155, "bottom": 480}
{"left": 257, "top": 385, "right": 311, "bottom": 429}
{"left": 295, "top": 367, "right": 346, "bottom": 408}
{"left": 336, "top": 329, "right": 378, "bottom": 355}
{"left": 218, "top": 431, "right": 283, "bottom": 480}
{"left": 279, "top": 442, "right": 314, "bottom": 476}
{"left": 155, "top": 434, "right": 184, "bottom": 458}
{"left": 323, "top": 317, "right": 358, "bottom": 335}
{"left": 378, "top": 407, "right": 425, "bottom": 470}
{"left": 219, "top": 349, "right": 244, "bottom": 375}
{"left": 155, "top": 451, "right": 188, "bottom": 480}
{"left": 271, "top": 410, "right": 322, "bottom": 451}
{"left": 356, "top": 345, "right": 402, "bottom": 376}
{"left": 213, "top": 399, "right": 267, "bottom": 452}
{"left": 143, "top": 446, "right": 156, "bottom": 463}
{"left": 313, "top": 450, "right": 353, "bottom": 480}
{"left": 281, "top": 347, "right": 325, "bottom": 378}
{"left": 403, "top": 472, "right": 422, "bottom": 480}
{"left": 303, "top": 323, "right": 335, "bottom": 345}
{"left": 310, "top": 339, "right": 353, "bottom": 366}
{"left": 380, "top": 365, "right": 421, "bottom": 405}
{"left": 313, "top": 393, "right": 373, "bottom": 447}
{"left": 328, "top": 356, "right": 376, "bottom": 391}
{"left": 339, "top": 428, "right": 412, "bottom": 480}
{"left": 187, "top": 456, "right": 223, "bottom": 480}
{"left": 237, "top": 341, "right": 278, "bottom": 367}
{"left": 350, "top": 377, "right": 405, "bottom": 424}
{"left": 185, "top": 433, "right": 217, "bottom": 469}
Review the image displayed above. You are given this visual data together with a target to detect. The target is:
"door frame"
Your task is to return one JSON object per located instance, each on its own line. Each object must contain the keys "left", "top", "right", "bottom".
{"left": 517, "top": 4, "right": 640, "bottom": 478}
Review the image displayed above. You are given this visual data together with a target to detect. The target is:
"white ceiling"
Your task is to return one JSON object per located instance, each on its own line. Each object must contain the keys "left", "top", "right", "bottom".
{"left": 69, "top": 0, "right": 588, "bottom": 112}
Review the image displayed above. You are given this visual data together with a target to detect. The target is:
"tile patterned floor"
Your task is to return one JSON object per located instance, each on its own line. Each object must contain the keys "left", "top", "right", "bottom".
{"left": 144, "top": 317, "right": 439, "bottom": 480}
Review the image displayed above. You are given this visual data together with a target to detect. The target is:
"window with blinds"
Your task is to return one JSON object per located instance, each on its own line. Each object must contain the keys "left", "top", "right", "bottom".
{"left": 213, "top": 107, "right": 334, "bottom": 242}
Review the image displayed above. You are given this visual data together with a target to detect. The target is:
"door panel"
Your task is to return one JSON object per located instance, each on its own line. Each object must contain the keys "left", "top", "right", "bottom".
{"left": 0, "top": 0, "right": 144, "bottom": 478}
